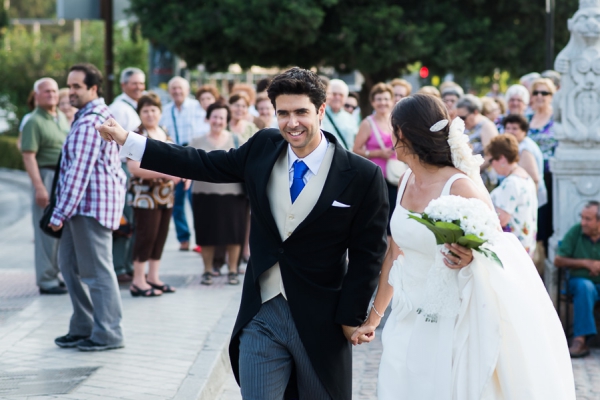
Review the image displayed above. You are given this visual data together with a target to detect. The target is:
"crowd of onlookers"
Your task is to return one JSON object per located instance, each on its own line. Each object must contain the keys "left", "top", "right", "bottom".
{"left": 16, "top": 63, "right": 600, "bottom": 355}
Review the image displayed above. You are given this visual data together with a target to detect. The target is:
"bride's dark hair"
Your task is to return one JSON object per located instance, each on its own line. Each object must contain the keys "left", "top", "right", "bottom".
{"left": 391, "top": 93, "right": 454, "bottom": 168}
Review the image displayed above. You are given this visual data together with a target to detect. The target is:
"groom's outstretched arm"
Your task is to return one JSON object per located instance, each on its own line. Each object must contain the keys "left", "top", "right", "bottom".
{"left": 335, "top": 169, "right": 389, "bottom": 328}
{"left": 97, "top": 118, "right": 253, "bottom": 184}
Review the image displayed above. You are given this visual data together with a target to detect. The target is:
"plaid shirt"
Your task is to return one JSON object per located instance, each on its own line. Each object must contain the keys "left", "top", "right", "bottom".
{"left": 51, "top": 98, "right": 126, "bottom": 230}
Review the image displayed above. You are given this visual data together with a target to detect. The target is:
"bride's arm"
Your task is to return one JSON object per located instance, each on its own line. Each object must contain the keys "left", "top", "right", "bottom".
{"left": 351, "top": 239, "right": 402, "bottom": 343}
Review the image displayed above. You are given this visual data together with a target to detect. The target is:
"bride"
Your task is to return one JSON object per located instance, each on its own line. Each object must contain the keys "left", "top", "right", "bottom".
{"left": 352, "top": 94, "right": 575, "bottom": 399}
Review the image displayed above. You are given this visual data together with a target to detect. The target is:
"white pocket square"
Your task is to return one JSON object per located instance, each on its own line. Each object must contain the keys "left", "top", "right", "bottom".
{"left": 332, "top": 200, "right": 351, "bottom": 208}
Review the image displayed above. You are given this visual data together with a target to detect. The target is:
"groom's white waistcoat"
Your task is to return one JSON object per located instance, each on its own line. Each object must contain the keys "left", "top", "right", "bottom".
{"left": 260, "top": 142, "right": 335, "bottom": 303}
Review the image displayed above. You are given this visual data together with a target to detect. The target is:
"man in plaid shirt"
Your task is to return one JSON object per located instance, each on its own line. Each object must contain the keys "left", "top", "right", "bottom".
{"left": 49, "top": 63, "right": 126, "bottom": 352}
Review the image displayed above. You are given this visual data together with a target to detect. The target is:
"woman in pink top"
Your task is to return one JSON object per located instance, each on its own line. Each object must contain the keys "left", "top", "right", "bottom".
{"left": 353, "top": 82, "right": 397, "bottom": 239}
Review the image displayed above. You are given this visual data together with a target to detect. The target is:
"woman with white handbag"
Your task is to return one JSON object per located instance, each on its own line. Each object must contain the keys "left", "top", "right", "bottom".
{"left": 353, "top": 82, "right": 407, "bottom": 242}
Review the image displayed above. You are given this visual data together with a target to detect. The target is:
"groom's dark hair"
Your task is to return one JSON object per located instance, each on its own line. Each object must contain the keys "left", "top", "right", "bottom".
{"left": 267, "top": 67, "right": 327, "bottom": 111}
{"left": 391, "top": 94, "right": 454, "bottom": 168}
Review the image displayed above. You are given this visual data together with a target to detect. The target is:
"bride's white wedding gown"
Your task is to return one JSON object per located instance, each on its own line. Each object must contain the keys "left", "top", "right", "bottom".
{"left": 378, "top": 170, "right": 575, "bottom": 400}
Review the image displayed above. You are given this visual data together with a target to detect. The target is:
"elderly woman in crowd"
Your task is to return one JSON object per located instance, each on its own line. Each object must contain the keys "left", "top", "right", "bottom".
{"left": 255, "top": 93, "right": 277, "bottom": 129}
{"left": 441, "top": 84, "right": 464, "bottom": 121}
{"left": 417, "top": 85, "right": 441, "bottom": 98}
{"left": 528, "top": 77, "right": 557, "bottom": 249}
{"left": 487, "top": 135, "right": 538, "bottom": 257}
{"left": 127, "top": 93, "right": 181, "bottom": 297}
{"left": 228, "top": 92, "right": 258, "bottom": 141}
{"left": 195, "top": 84, "right": 220, "bottom": 136}
{"left": 353, "top": 83, "right": 400, "bottom": 242}
{"left": 189, "top": 102, "right": 248, "bottom": 286}
{"left": 58, "top": 88, "right": 77, "bottom": 126}
{"left": 390, "top": 78, "right": 412, "bottom": 103}
{"left": 456, "top": 94, "right": 498, "bottom": 156}
{"left": 503, "top": 114, "right": 547, "bottom": 208}
{"left": 505, "top": 84, "right": 530, "bottom": 116}
{"left": 481, "top": 97, "right": 502, "bottom": 124}
{"left": 456, "top": 94, "right": 499, "bottom": 190}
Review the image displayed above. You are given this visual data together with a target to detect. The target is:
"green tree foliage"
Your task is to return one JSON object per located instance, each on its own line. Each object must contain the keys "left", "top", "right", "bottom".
{"left": 0, "top": 22, "right": 148, "bottom": 134}
{"left": 130, "top": 0, "right": 578, "bottom": 111}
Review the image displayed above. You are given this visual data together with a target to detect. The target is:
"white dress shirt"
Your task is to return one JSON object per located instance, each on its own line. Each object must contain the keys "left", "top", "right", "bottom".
{"left": 287, "top": 132, "right": 328, "bottom": 187}
{"left": 109, "top": 93, "right": 141, "bottom": 132}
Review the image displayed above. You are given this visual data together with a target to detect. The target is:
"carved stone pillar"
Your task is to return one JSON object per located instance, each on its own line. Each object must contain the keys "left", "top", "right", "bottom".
{"left": 546, "top": 0, "right": 600, "bottom": 304}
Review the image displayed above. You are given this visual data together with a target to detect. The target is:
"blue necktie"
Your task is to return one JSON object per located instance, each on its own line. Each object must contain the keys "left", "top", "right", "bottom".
{"left": 290, "top": 160, "right": 309, "bottom": 203}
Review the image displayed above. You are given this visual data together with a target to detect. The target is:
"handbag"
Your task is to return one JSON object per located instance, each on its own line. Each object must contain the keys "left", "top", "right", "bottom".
{"left": 366, "top": 116, "right": 407, "bottom": 185}
{"left": 39, "top": 153, "right": 63, "bottom": 238}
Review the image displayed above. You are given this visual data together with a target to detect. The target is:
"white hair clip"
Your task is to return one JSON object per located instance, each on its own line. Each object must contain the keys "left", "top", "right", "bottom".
{"left": 430, "top": 119, "right": 449, "bottom": 132}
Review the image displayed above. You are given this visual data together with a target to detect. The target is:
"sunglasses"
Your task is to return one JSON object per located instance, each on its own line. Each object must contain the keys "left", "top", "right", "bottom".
{"left": 532, "top": 90, "right": 551, "bottom": 96}
{"left": 344, "top": 104, "right": 357, "bottom": 111}
{"left": 458, "top": 114, "right": 470, "bottom": 121}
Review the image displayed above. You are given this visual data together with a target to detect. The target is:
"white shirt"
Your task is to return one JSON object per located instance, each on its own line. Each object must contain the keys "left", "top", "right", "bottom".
{"left": 109, "top": 93, "right": 141, "bottom": 132}
{"left": 287, "top": 132, "right": 328, "bottom": 187}
{"left": 320, "top": 105, "right": 358, "bottom": 150}
{"left": 159, "top": 98, "right": 205, "bottom": 145}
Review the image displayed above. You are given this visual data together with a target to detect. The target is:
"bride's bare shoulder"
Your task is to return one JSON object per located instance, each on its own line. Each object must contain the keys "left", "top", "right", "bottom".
{"left": 450, "top": 177, "right": 493, "bottom": 206}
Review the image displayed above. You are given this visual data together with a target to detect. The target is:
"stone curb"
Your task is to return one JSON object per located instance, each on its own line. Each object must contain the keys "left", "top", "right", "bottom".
{"left": 174, "top": 290, "right": 241, "bottom": 400}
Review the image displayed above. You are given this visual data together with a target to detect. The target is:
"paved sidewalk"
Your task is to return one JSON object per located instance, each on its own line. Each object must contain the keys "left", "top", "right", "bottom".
{"left": 0, "top": 170, "right": 243, "bottom": 399}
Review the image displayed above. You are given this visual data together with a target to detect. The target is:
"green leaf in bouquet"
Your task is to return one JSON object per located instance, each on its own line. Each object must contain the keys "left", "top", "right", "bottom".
{"left": 408, "top": 214, "right": 435, "bottom": 227}
{"left": 477, "top": 247, "right": 504, "bottom": 268}
{"left": 457, "top": 234, "right": 486, "bottom": 249}
{"left": 434, "top": 221, "right": 464, "bottom": 242}
{"left": 408, "top": 214, "right": 446, "bottom": 244}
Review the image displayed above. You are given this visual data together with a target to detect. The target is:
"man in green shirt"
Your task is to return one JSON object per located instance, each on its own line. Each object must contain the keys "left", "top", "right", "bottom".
{"left": 555, "top": 200, "right": 600, "bottom": 358}
{"left": 20, "top": 77, "right": 70, "bottom": 295}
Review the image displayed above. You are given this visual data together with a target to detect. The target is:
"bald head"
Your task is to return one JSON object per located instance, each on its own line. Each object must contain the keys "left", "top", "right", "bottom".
{"left": 33, "top": 78, "right": 59, "bottom": 112}
{"left": 327, "top": 79, "right": 349, "bottom": 113}
{"left": 168, "top": 77, "right": 190, "bottom": 106}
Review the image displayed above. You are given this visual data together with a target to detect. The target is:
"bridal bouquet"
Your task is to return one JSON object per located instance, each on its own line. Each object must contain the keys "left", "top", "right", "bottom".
{"left": 408, "top": 195, "right": 502, "bottom": 267}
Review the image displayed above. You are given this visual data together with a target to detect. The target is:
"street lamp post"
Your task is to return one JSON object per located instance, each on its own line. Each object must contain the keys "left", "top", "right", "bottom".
{"left": 545, "top": 0, "right": 555, "bottom": 70}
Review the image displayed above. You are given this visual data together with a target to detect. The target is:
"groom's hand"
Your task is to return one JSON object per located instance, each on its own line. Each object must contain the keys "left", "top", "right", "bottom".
{"left": 96, "top": 118, "right": 129, "bottom": 146}
{"left": 351, "top": 324, "right": 376, "bottom": 345}
{"left": 342, "top": 325, "right": 359, "bottom": 345}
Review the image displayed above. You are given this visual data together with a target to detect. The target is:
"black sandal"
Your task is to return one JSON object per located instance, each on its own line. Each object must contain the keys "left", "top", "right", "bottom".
{"left": 228, "top": 272, "right": 239, "bottom": 285}
{"left": 130, "top": 284, "right": 162, "bottom": 297}
{"left": 147, "top": 281, "right": 176, "bottom": 293}
{"left": 201, "top": 272, "right": 213, "bottom": 286}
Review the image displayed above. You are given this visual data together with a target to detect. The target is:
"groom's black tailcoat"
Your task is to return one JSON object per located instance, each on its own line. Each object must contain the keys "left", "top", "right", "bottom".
{"left": 140, "top": 129, "right": 389, "bottom": 399}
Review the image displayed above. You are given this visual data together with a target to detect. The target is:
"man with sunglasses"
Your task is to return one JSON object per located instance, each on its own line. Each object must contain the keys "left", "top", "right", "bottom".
{"left": 555, "top": 201, "right": 600, "bottom": 358}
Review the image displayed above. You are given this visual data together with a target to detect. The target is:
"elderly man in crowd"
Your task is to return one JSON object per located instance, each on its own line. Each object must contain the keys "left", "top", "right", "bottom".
{"left": 320, "top": 78, "right": 357, "bottom": 151}
{"left": 109, "top": 68, "right": 145, "bottom": 131}
{"left": 21, "top": 78, "right": 70, "bottom": 295}
{"left": 555, "top": 201, "right": 600, "bottom": 358}
{"left": 50, "top": 63, "right": 126, "bottom": 351}
{"left": 159, "top": 76, "right": 203, "bottom": 251}
{"left": 109, "top": 67, "right": 146, "bottom": 282}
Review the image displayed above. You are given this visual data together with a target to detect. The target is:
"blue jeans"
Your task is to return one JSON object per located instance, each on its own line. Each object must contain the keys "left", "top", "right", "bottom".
{"left": 569, "top": 277, "right": 600, "bottom": 337}
{"left": 172, "top": 181, "right": 191, "bottom": 243}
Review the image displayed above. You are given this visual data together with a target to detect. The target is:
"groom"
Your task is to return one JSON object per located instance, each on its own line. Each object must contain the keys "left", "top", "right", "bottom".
{"left": 97, "top": 67, "right": 389, "bottom": 399}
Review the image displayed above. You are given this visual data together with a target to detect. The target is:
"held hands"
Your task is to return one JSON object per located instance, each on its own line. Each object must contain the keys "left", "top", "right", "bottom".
{"left": 342, "top": 325, "right": 374, "bottom": 346}
{"left": 96, "top": 118, "right": 129, "bottom": 146}
{"left": 442, "top": 243, "right": 473, "bottom": 270}
{"left": 350, "top": 315, "right": 380, "bottom": 346}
